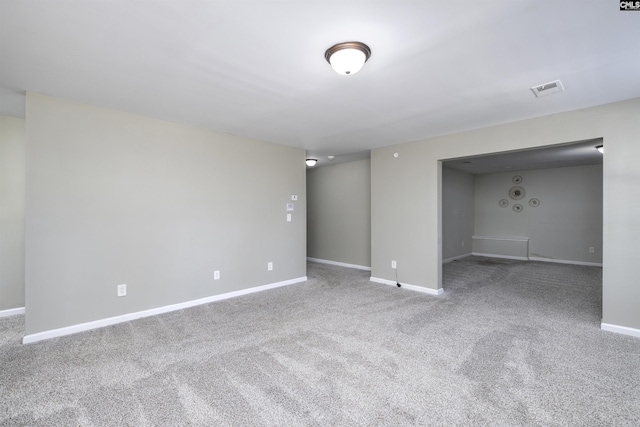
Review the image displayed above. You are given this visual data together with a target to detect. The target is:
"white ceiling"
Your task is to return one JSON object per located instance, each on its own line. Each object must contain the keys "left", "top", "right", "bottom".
{"left": 1, "top": 1, "right": 639, "bottom": 167}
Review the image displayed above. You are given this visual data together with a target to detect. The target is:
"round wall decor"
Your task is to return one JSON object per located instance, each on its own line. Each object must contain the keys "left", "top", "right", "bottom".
{"left": 512, "top": 204, "right": 523, "bottom": 213}
{"left": 499, "top": 199, "right": 509, "bottom": 208}
{"left": 529, "top": 198, "right": 540, "bottom": 207}
{"left": 512, "top": 175, "right": 523, "bottom": 184}
{"left": 509, "top": 186, "right": 526, "bottom": 200}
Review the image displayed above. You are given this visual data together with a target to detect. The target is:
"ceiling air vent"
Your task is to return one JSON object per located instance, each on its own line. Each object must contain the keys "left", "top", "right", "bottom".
{"left": 530, "top": 80, "right": 564, "bottom": 98}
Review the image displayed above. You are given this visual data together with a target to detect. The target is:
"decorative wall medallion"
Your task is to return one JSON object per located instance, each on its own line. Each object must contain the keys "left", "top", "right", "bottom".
{"left": 509, "top": 186, "right": 526, "bottom": 200}
{"left": 512, "top": 175, "right": 523, "bottom": 184}
{"left": 512, "top": 204, "right": 523, "bottom": 213}
{"left": 499, "top": 199, "right": 509, "bottom": 208}
{"left": 529, "top": 198, "right": 540, "bottom": 207}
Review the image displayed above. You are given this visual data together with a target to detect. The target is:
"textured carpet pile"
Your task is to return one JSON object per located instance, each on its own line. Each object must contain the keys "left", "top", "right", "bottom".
{"left": 1, "top": 257, "right": 639, "bottom": 426}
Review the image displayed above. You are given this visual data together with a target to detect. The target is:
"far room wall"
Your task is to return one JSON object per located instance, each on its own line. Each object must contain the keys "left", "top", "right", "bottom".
{"left": 473, "top": 165, "right": 602, "bottom": 264}
{"left": 441, "top": 167, "right": 474, "bottom": 262}
{"left": 307, "top": 159, "right": 371, "bottom": 269}
{"left": 0, "top": 116, "right": 25, "bottom": 311}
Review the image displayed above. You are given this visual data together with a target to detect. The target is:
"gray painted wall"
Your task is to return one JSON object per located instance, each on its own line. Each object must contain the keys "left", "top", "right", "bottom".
{"left": 307, "top": 159, "right": 371, "bottom": 268}
{"left": 442, "top": 167, "right": 474, "bottom": 262}
{"left": 474, "top": 165, "right": 602, "bottom": 264}
{"left": 371, "top": 97, "right": 640, "bottom": 332}
{"left": 25, "top": 93, "right": 306, "bottom": 335}
{"left": 0, "top": 116, "right": 25, "bottom": 310}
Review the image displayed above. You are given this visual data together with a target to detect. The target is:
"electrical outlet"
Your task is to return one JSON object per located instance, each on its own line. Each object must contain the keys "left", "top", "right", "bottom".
{"left": 589, "top": 247, "right": 595, "bottom": 253}
{"left": 214, "top": 270, "right": 220, "bottom": 280}
{"left": 287, "top": 213, "right": 292, "bottom": 222}
{"left": 391, "top": 260, "right": 397, "bottom": 269}
{"left": 117, "top": 284, "right": 127, "bottom": 297}
{"left": 268, "top": 262, "right": 273, "bottom": 271}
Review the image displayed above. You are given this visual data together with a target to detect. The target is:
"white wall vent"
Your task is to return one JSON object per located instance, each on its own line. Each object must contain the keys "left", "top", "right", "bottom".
{"left": 530, "top": 80, "right": 564, "bottom": 97}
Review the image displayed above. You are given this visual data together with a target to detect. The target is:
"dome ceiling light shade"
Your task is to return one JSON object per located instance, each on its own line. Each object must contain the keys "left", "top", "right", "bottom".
{"left": 324, "top": 42, "right": 371, "bottom": 75}
{"left": 306, "top": 158, "right": 318, "bottom": 167}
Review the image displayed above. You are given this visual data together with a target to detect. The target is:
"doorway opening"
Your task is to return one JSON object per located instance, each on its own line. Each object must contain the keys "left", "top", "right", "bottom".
{"left": 439, "top": 138, "right": 603, "bottom": 292}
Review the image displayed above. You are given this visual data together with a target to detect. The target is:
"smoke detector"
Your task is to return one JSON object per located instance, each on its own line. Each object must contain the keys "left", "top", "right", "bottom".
{"left": 530, "top": 80, "right": 564, "bottom": 97}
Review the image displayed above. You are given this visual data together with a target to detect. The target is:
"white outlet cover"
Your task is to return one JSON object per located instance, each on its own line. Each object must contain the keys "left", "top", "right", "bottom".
{"left": 268, "top": 262, "right": 273, "bottom": 271}
{"left": 117, "top": 284, "right": 127, "bottom": 297}
{"left": 287, "top": 213, "right": 292, "bottom": 222}
{"left": 214, "top": 270, "right": 220, "bottom": 280}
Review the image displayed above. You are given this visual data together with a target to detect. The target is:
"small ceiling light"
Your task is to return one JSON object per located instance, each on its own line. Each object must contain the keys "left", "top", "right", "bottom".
{"left": 306, "top": 158, "right": 318, "bottom": 167}
{"left": 327, "top": 155, "right": 335, "bottom": 160}
{"left": 325, "top": 41, "right": 371, "bottom": 75}
{"left": 596, "top": 145, "right": 604, "bottom": 154}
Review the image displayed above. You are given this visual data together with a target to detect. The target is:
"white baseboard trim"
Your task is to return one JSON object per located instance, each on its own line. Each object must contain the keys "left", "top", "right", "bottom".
{"left": 472, "top": 236, "right": 530, "bottom": 242}
{"left": 601, "top": 322, "right": 640, "bottom": 338}
{"left": 471, "top": 252, "right": 602, "bottom": 267}
{"left": 0, "top": 307, "right": 25, "bottom": 318}
{"left": 307, "top": 257, "right": 371, "bottom": 271}
{"left": 22, "top": 276, "right": 307, "bottom": 345}
{"left": 528, "top": 257, "right": 602, "bottom": 267}
{"left": 442, "top": 253, "right": 472, "bottom": 264}
{"left": 370, "top": 277, "right": 443, "bottom": 296}
{"left": 472, "top": 252, "right": 529, "bottom": 261}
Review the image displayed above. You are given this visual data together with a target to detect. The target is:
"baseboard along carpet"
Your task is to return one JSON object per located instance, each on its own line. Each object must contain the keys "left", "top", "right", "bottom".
{"left": 1, "top": 257, "right": 639, "bottom": 425}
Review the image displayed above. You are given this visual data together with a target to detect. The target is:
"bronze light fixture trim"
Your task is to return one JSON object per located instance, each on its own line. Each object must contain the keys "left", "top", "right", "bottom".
{"left": 325, "top": 41, "right": 372, "bottom": 75}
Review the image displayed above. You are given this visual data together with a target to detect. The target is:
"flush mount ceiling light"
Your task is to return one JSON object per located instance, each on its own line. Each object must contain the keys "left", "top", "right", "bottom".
{"left": 324, "top": 41, "right": 371, "bottom": 75}
{"left": 306, "top": 158, "right": 318, "bottom": 167}
{"left": 596, "top": 144, "right": 604, "bottom": 154}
